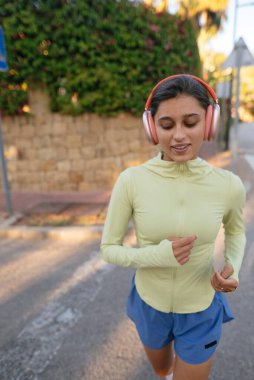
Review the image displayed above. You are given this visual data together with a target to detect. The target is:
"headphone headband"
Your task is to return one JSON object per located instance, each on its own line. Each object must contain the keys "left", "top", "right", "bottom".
{"left": 145, "top": 74, "right": 218, "bottom": 111}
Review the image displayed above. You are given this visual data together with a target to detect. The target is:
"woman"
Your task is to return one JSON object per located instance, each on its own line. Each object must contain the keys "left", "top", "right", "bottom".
{"left": 100, "top": 74, "right": 246, "bottom": 380}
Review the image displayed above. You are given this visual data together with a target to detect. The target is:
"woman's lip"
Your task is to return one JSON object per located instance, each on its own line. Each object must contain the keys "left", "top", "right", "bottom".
{"left": 171, "top": 144, "right": 190, "bottom": 151}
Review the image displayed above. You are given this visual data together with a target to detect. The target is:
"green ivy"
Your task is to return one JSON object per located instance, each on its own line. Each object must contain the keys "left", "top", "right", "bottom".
{"left": 0, "top": 0, "right": 201, "bottom": 116}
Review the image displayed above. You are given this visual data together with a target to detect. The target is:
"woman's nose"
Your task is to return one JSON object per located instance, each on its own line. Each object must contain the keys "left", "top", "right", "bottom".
{"left": 173, "top": 125, "right": 185, "bottom": 141}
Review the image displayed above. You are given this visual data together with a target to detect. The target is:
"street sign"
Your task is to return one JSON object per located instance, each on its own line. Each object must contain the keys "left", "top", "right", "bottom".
{"left": 216, "top": 81, "right": 231, "bottom": 99}
{"left": 0, "top": 25, "right": 8, "bottom": 72}
{"left": 223, "top": 37, "right": 254, "bottom": 69}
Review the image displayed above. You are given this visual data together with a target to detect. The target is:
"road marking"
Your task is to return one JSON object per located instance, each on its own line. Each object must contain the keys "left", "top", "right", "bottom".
{"left": 49, "top": 251, "right": 112, "bottom": 301}
{"left": 0, "top": 252, "right": 114, "bottom": 379}
{"left": 244, "top": 154, "right": 254, "bottom": 171}
{"left": 243, "top": 180, "right": 252, "bottom": 194}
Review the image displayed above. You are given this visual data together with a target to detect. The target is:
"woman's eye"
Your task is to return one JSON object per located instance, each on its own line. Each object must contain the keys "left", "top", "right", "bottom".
{"left": 185, "top": 122, "right": 196, "bottom": 128}
{"left": 161, "top": 124, "right": 173, "bottom": 129}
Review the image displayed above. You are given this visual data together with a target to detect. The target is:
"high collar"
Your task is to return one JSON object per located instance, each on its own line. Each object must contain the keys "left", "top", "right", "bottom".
{"left": 142, "top": 152, "right": 213, "bottom": 179}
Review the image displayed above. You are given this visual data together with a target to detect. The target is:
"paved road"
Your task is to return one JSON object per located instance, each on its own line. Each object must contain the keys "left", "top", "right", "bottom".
{"left": 0, "top": 123, "right": 254, "bottom": 380}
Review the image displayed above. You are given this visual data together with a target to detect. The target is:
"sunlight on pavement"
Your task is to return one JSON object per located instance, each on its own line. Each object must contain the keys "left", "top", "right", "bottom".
{"left": 48, "top": 253, "right": 113, "bottom": 302}
{"left": 208, "top": 151, "right": 232, "bottom": 168}
{"left": 81, "top": 317, "right": 146, "bottom": 380}
{"left": 0, "top": 241, "right": 93, "bottom": 304}
{"left": 0, "top": 247, "right": 114, "bottom": 379}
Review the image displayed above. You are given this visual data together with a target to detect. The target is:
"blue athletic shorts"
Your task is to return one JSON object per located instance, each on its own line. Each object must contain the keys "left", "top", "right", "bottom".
{"left": 126, "top": 277, "right": 234, "bottom": 364}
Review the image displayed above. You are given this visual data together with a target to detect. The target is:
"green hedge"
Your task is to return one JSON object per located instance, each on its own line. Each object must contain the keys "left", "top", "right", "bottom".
{"left": 0, "top": 0, "right": 201, "bottom": 116}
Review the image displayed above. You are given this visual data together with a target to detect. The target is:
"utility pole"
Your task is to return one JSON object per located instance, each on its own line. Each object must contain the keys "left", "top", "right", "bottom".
{"left": 0, "top": 25, "right": 13, "bottom": 215}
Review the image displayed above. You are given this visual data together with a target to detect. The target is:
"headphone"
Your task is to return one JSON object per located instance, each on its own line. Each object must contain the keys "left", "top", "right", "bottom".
{"left": 142, "top": 74, "right": 220, "bottom": 144}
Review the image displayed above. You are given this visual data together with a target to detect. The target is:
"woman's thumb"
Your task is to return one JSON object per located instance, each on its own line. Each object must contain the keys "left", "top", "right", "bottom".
{"left": 221, "top": 263, "right": 233, "bottom": 279}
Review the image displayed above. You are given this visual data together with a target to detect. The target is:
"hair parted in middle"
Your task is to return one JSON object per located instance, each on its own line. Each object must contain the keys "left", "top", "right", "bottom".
{"left": 150, "top": 75, "right": 212, "bottom": 117}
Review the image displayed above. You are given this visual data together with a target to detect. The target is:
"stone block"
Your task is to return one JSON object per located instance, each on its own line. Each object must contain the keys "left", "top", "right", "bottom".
{"left": 55, "top": 147, "right": 68, "bottom": 160}
{"left": 66, "top": 134, "right": 83, "bottom": 147}
{"left": 78, "top": 181, "right": 89, "bottom": 191}
{"left": 24, "top": 148, "right": 37, "bottom": 160}
{"left": 40, "top": 160, "right": 56, "bottom": 171}
{"left": 81, "top": 146, "right": 96, "bottom": 158}
{"left": 129, "top": 140, "right": 141, "bottom": 152}
{"left": 7, "top": 161, "right": 18, "bottom": 172}
{"left": 38, "top": 147, "right": 56, "bottom": 160}
{"left": 70, "top": 160, "right": 85, "bottom": 171}
{"left": 15, "top": 139, "right": 32, "bottom": 149}
{"left": 85, "top": 116, "right": 99, "bottom": 130}
{"left": 57, "top": 161, "right": 71, "bottom": 171}
{"left": 82, "top": 134, "right": 100, "bottom": 145}
{"left": 68, "top": 148, "right": 80, "bottom": 159}
{"left": 69, "top": 171, "right": 84, "bottom": 184}
{"left": 53, "top": 171, "right": 70, "bottom": 184}
{"left": 52, "top": 123, "right": 67, "bottom": 136}
{"left": 21, "top": 126, "right": 35, "bottom": 138}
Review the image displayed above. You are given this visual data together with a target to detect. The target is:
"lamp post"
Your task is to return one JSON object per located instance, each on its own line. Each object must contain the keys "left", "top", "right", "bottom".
{"left": 229, "top": 1, "right": 254, "bottom": 172}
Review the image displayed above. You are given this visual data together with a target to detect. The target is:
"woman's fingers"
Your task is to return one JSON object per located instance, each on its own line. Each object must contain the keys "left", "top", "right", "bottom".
{"left": 168, "top": 235, "right": 197, "bottom": 265}
{"left": 211, "top": 271, "right": 238, "bottom": 292}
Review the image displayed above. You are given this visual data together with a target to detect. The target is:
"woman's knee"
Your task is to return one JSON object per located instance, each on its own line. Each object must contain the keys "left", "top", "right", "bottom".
{"left": 153, "top": 367, "right": 173, "bottom": 378}
{"left": 143, "top": 343, "right": 174, "bottom": 377}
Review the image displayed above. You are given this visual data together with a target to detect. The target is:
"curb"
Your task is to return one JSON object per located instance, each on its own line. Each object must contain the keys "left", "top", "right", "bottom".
{"left": 0, "top": 213, "right": 103, "bottom": 241}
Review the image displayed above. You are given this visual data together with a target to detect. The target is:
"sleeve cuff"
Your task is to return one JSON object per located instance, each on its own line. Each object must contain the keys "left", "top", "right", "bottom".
{"left": 159, "top": 239, "right": 181, "bottom": 267}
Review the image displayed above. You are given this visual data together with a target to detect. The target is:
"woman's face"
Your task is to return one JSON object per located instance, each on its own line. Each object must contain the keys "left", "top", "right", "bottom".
{"left": 154, "top": 94, "right": 206, "bottom": 162}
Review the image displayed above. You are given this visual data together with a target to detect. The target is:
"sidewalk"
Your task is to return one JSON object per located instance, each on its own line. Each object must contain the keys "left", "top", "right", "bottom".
{"left": 0, "top": 189, "right": 111, "bottom": 240}
{"left": 0, "top": 140, "right": 226, "bottom": 240}
{"left": 0, "top": 189, "right": 111, "bottom": 217}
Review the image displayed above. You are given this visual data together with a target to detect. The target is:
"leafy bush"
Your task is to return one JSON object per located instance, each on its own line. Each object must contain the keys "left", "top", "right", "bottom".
{"left": 0, "top": 0, "right": 201, "bottom": 116}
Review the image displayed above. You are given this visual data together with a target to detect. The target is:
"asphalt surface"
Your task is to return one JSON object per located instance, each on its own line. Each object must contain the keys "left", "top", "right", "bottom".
{"left": 0, "top": 122, "right": 254, "bottom": 380}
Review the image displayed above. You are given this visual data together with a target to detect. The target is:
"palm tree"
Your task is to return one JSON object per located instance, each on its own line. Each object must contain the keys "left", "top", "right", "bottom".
{"left": 144, "top": 0, "right": 229, "bottom": 36}
{"left": 144, "top": 0, "right": 168, "bottom": 12}
{"left": 177, "top": 0, "right": 229, "bottom": 36}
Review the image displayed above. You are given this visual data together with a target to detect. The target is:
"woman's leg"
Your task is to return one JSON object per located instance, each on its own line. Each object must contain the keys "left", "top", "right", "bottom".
{"left": 143, "top": 342, "right": 175, "bottom": 378}
{"left": 172, "top": 354, "right": 214, "bottom": 380}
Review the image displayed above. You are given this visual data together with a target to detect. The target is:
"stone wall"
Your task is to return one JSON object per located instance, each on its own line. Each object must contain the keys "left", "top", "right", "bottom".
{"left": 0, "top": 90, "right": 157, "bottom": 192}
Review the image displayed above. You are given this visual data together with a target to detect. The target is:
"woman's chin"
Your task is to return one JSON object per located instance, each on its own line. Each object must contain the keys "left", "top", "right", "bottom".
{"left": 164, "top": 150, "right": 196, "bottom": 162}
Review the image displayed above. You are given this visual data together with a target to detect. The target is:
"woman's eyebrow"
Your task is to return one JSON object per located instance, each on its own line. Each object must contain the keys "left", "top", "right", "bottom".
{"left": 184, "top": 113, "right": 201, "bottom": 117}
{"left": 158, "top": 116, "right": 173, "bottom": 121}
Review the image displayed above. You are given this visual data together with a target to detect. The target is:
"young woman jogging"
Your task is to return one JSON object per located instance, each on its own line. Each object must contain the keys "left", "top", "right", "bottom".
{"left": 101, "top": 74, "right": 246, "bottom": 380}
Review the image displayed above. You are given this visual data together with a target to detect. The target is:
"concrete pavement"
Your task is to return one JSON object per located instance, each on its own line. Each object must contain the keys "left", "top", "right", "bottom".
{"left": 0, "top": 122, "right": 254, "bottom": 379}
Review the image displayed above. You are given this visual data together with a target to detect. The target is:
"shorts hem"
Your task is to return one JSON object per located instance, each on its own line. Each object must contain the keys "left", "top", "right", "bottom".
{"left": 142, "top": 340, "right": 172, "bottom": 350}
{"left": 175, "top": 349, "right": 216, "bottom": 365}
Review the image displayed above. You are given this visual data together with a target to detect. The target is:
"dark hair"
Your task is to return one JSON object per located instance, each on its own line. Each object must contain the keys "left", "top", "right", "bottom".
{"left": 150, "top": 75, "right": 212, "bottom": 117}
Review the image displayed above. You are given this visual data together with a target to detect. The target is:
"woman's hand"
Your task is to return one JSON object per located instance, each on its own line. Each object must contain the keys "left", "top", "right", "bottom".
{"left": 167, "top": 235, "right": 197, "bottom": 265}
{"left": 211, "top": 263, "right": 238, "bottom": 292}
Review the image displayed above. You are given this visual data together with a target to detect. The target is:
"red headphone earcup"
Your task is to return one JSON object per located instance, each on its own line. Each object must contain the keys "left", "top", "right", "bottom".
{"left": 204, "top": 105, "right": 213, "bottom": 140}
{"left": 210, "top": 103, "right": 220, "bottom": 140}
{"left": 142, "top": 111, "right": 159, "bottom": 145}
{"left": 204, "top": 104, "right": 220, "bottom": 141}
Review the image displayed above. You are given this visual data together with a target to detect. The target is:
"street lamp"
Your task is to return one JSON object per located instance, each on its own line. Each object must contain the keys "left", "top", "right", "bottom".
{"left": 233, "top": 1, "right": 254, "bottom": 47}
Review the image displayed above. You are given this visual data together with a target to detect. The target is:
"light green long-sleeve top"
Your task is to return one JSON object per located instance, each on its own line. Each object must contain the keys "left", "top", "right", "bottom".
{"left": 101, "top": 153, "right": 246, "bottom": 313}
